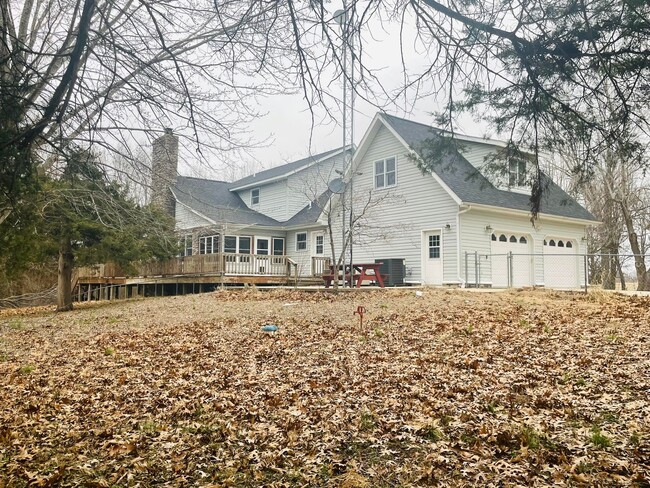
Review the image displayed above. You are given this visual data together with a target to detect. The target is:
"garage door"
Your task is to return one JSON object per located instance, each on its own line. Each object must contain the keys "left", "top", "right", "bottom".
{"left": 491, "top": 233, "right": 533, "bottom": 287}
{"left": 544, "top": 239, "right": 579, "bottom": 288}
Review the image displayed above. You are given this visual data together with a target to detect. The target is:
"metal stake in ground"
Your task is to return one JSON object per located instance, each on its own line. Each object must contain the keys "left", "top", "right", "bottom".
{"left": 353, "top": 305, "right": 366, "bottom": 330}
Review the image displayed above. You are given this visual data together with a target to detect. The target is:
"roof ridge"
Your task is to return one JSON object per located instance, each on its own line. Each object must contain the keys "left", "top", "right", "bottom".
{"left": 178, "top": 175, "right": 229, "bottom": 184}
{"left": 229, "top": 146, "right": 347, "bottom": 188}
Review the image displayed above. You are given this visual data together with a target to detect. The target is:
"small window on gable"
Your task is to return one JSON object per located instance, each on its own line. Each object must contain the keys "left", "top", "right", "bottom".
{"left": 374, "top": 157, "right": 397, "bottom": 189}
{"left": 509, "top": 235, "right": 517, "bottom": 243}
{"left": 296, "top": 232, "right": 307, "bottom": 251}
{"left": 566, "top": 241, "right": 573, "bottom": 248}
{"left": 251, "top": 188, "right": 260, "bottom": 205}
{"left": 558, "top": 240, "right": 565, "bottom": 247}
{"left": 491, "top": 234, "right": 497, "bottom": 241}
{"left": 519, "top": 236, "right": 527, "bottom": 244}
{"left": 499, "top": 234, "right": 507, "bottom": 242}
{"left": 549, "top": 239, "right": 556, "bottom": 246}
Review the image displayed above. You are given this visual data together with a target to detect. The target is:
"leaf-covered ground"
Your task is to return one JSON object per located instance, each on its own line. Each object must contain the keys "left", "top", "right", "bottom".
{"left": 1, "top": 288, "right": 649, "bottom": 487}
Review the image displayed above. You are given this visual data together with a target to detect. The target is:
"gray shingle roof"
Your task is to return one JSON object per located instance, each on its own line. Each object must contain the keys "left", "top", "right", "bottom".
{"left": 229, "top": 147, "right": 344, "bottom": 190}
{"left": 173, "top": 176, "right": 280, "bottom": 227}
{"left": 381, "top": 113, "right": 597, "bottom": 222}
{"left": 284, "top": 190, "right": 332, "bottom": 227}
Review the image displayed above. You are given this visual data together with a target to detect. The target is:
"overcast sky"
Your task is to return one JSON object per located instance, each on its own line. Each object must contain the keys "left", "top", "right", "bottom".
{"left": 182, "top": 6, "right": 490, "bottom": 182}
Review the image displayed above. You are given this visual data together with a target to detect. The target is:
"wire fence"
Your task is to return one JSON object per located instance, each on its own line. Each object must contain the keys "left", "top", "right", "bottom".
{"left": 464, "top": 252, "right": 649, "bottom": 291}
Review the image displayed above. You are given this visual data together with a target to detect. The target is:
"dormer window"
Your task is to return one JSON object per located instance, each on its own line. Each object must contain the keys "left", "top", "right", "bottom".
{"left": 509, "top": 159, "right": 527, "bottom": 187}
{"left": 251, "top": 188, "right": 260, "bottom": 205}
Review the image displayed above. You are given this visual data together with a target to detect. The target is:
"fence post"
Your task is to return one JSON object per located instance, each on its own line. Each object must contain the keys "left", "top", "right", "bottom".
{"left": 584, "top": 254, "right": 588, "bottom": 294}
{"left": 508, "top": 251, "right": 513, "bottom": 288}
{"left": 464, "top": 252, "right": 468, "bottom": 287}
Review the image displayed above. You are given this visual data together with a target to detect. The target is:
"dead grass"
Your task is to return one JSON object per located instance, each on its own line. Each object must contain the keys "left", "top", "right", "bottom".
{"left": 0, "top": 288, "right": 649, "bottom": 486}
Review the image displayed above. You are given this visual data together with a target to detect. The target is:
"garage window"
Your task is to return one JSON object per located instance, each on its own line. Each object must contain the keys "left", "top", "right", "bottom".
{"left": 549, "top": 240, "right": 556, "bottom": 246}
{"left": 491, "top": 234, "right": 497, "bottom": 241}
{"left": 499, "top": 234, "right": 507, "bottom": 242}
{"left": 566, "top": 241, "right": 573, "bottom": 248}
{"left": 558, "top": 240, "right": 565, "bottom": 247}
{"left": 519, "top": 236, "right": 527, "bottom": 244}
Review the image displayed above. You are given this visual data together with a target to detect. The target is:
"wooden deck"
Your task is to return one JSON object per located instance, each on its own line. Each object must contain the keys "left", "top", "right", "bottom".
{"left": 73, "top": 254, "right": 330, "bottom": 301}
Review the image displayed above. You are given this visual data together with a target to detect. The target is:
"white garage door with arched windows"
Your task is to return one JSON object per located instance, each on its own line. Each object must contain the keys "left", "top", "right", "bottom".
{"left": 491, "top": 233, "right": 533, "bottom": 287}
{"left": 544, "top": 238, "right": 579, "bottom": 288}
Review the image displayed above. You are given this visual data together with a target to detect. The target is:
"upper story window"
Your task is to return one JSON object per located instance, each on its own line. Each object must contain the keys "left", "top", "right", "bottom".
{"left": 251, "top": 188, "right": 260, "bottom": 205}
{"left": 509, "top": 159, "right": 527, "bottom": 188}
{"left": 296, "top": 232, "right": 307, "bottom": 251}
{"left": 374, "top": 156, "right": 396, "bottom": 189}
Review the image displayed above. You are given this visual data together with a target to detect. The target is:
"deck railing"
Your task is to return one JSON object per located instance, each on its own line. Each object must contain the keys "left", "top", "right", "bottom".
{"left": 76, "top": 253, "right": 298, "bottom": 280}
{"left": 311, "top": 256, "right": 331, "bottom": 276}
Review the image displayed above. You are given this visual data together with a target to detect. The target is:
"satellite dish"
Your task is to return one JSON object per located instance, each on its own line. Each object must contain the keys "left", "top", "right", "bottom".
{"left": 328, "top": 178, "right": 345, "bottom": 194}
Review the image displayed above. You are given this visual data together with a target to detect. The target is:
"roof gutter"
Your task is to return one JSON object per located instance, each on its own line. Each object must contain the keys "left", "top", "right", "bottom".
{"left": 464, "top": 202, "right": 600, "bottom": 226}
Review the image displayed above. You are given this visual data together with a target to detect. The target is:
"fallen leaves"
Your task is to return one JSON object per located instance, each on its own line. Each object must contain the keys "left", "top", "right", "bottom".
{"left": 0, "top": 288, "right": 648, "bottom": 486}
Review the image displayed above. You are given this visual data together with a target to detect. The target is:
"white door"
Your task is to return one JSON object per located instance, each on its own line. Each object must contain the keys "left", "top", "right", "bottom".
{"left": 423, "top": 231, "right": 443, "bottom": 285}
{"left": 491, "top": 233, "right": 533, "bottom": 287}
{"left": 544, "top": 239, "right": 579, "bottom": 288}
{"left": 255, "top": 238, "right": 270, "bottom": 274}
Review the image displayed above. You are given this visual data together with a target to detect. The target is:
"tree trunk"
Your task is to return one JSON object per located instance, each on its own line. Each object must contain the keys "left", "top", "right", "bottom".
{"left": 57, "top": 236, "right": 74, "bottom": 311}
{"left": 619, "top": 204, "right": 650, "bottom": 291}
{"left": 602, "top": 247, "right": 617, "bottom": 290}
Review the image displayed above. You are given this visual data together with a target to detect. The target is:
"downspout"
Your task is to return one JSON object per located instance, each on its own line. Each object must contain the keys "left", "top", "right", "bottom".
{"left": 457, "top": 204, "right": 471, "bottom": 287}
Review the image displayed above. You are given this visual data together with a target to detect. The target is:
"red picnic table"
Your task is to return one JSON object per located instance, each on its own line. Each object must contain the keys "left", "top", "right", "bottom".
{"left": 322, "top": 262, "right": 387, "bottom": 288}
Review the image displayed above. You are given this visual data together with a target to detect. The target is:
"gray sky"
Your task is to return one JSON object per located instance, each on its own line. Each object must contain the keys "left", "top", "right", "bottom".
{"left": 183, "top": 6, "right": 490, "bottom": 182}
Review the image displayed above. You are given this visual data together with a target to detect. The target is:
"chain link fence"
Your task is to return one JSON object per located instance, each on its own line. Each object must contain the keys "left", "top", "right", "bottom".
{"left": 464, "top": 252, "right": 649, "bottom": 291}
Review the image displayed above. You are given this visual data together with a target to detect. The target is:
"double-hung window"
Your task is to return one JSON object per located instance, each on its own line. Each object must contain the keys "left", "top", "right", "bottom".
{"left": 508, "top": 159, "right": 527, "bottom": 188}
{"left": 374, "top": 157, "right": 396, "bottom": 189}
{"left": 315, "top": 235, "right": 324, "bottom": 254}
{"left": 251, "top": 188, "right": 260, "bottom": 205}
{"left": 296, "top": 232, "right": 307, "bottom": 251}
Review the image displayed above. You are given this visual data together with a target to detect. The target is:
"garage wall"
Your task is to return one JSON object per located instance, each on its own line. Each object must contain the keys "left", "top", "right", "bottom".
{"left": 460, "top": 208, "right": 590, "bottom": 286}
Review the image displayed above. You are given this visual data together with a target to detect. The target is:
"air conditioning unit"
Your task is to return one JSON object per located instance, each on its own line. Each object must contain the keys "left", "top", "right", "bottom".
{"left": 375, "top": 258, "right": 405, "bottom": 286}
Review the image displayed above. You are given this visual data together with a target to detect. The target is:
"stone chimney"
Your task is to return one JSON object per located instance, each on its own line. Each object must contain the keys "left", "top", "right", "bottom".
{"left": 151, "top": 128, "right": 178, "bottom": 217}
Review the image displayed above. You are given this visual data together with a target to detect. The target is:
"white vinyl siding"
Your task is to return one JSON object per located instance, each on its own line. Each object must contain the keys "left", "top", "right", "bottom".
{"left": 331, "top": 124, "right": 459, "bottom": 284}
{"left": 233, "top": 152, "right": 345, "bottom": 222}
{"left": 235, "top": 180, "right": 287, "bottom": 221}
{"left": 175, "top": 203, "right": 213, "bottom": 230}
{"left": 285, "top": 228, "right": 330, "bottom": 276}
{"left": 286, "top": 152, "right": 345, "bottom": 220}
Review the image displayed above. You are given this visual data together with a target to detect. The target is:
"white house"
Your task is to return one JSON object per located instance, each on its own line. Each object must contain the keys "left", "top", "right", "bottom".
{"left": 154, "top": 112, "right": 597, "bottom": 288}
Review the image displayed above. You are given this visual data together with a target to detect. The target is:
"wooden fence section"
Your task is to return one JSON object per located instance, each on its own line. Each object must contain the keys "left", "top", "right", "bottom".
{"left": 76, "top": 253, "right": 300, "bottom": 280}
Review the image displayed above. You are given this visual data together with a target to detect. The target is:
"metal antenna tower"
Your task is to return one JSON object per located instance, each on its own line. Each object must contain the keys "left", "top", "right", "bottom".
{"left": 334, "top": 2, "right": 355, "bottom": 287}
